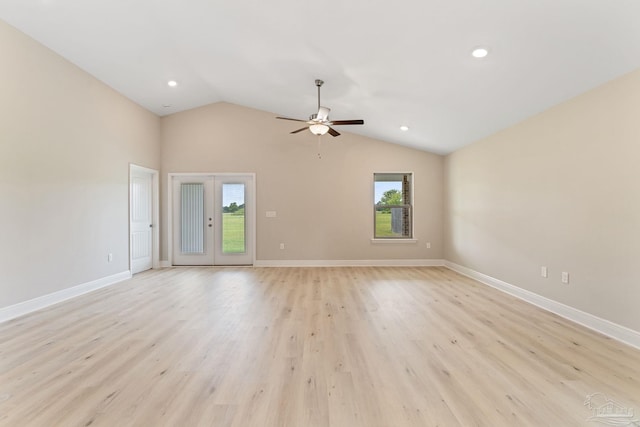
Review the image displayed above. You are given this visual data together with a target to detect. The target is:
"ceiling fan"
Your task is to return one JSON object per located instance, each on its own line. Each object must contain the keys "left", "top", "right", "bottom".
{"left": 276, "top": 79, "right": 364, "bottom": 137}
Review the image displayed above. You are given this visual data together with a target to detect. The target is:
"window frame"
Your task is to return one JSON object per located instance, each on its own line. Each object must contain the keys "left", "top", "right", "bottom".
{"left": 373, "top": 172, "right": 414, "bottom": 240}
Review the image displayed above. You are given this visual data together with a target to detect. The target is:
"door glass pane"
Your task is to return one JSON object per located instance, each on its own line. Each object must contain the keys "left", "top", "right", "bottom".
{"left": 222, "top": 183, "right": 245, "bottom": 253}
{"left": 181, "top": 183, "right": 204, "bottom": 254}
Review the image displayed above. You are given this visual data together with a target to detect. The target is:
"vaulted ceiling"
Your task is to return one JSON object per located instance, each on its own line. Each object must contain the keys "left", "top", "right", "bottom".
{"left": 2, "top": 0, "right": 639, "bottom": 154}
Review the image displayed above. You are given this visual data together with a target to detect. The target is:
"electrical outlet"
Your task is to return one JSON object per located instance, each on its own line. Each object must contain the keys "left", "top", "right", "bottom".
{"left": 561, "top": 272, "right": 569, "bottom": 284}
{"left": 108, "top": 253, "right": 113, "bottom": 262}
{"left": 426, "top": 242, "right": 431, "bottom": 249}
{"left": 279, "top": 243, "right": 285, "bottom": 250}
{"left": 541, "top": 266, "right": 548, "bottom": 278}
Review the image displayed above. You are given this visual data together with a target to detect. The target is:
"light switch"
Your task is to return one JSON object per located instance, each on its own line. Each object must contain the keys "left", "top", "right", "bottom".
{"left": 266, "top": 211, "right": 277, "bottom": 218}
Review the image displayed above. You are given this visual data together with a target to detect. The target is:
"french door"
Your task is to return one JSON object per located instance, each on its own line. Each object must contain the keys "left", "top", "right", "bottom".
{"left": 172, "top": 174, "right": 254, "bottom": 266}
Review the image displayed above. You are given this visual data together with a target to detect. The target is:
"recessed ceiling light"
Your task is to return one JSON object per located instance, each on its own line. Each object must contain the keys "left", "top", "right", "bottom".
{"left": 167, "top": 80, "right": 178, "bottom": 87}
{"left": 400, "top": 125, "right": 409, "bottom": 131}
{"left": 163, "top": 104, "right": 172, "bottom": 108}
{"left": 471, "top": 47, "right": 489, "bottom": 58}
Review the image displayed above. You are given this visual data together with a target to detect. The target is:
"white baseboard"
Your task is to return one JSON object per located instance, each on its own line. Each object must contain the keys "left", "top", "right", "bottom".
{"left": 161, "top": 259, "right": 445, "bottom": 268}
{"left": 444, "top": 261, "right": 640, "bottom": 351}
{"left": 254, "top": 259, "right": 445, "bottom": 267}
{"left": 0, "top": 271, "right": 132, "bottom": 324}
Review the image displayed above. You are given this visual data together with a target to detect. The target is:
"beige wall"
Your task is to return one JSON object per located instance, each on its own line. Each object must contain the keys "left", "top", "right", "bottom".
{"left": 0, "top": 20, "right": 160, "bottom": 308}
{"left": 161, "top": 102, "right": 443, "bottom": 262}
{"left": 444, "top": 68, "right": 640, "bottom": 332}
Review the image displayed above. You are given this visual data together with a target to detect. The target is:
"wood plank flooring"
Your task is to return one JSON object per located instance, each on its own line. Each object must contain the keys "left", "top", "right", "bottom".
{"left": 0, "top": 267, "right": 639, "bottom": 426}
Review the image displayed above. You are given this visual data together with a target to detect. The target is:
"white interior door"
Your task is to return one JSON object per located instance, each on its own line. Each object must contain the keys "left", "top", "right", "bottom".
{"left": 172, "top": 176, "right": 215, "bottom": 265}
{"left": 130, "top": 167, "right": 153, "bottom": 274}
{"left": 171, "top": 174, "right": 254, "bottom": 266}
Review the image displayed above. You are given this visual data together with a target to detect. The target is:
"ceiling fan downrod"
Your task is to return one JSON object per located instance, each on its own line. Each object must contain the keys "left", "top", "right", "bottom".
{"left": 315, "top": 79, "right": 324, "bottom": 112}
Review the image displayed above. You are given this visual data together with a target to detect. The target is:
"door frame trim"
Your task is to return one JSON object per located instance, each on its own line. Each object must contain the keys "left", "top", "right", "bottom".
{"left": 129, "top": 164, "right": 160, "bottom": 271}
{"left": 167, "top": 172, "right": 256, "bottom": 266}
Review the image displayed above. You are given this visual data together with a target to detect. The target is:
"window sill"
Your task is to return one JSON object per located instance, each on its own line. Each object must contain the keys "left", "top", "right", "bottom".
{"left": 370, "top": 239, "right": 418, "bottom": 244}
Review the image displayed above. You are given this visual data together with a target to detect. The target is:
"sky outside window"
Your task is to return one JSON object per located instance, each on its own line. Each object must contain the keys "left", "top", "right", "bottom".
{"left": 375, "top": 181, "right": 402, "bottom": 204}
{"left": 223, "top": 184, "right": 245, "bottom": 207}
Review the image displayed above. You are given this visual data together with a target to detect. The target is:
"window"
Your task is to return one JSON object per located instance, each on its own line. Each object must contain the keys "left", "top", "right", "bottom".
{"left": 374, "top": 173, "right": 412, "bottom": 239}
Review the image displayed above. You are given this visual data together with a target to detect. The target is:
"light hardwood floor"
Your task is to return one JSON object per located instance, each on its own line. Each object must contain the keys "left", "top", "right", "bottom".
{"left": 1, "top": 267, "right": 639, "bottom": 426}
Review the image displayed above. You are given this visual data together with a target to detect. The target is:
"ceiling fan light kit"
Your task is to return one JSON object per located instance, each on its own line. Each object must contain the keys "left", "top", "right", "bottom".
{"left": 276, "top": 79, "right": 364, "bottom": 138}
{"left": 309, "top": 124, "right": 329, "bottom": 135}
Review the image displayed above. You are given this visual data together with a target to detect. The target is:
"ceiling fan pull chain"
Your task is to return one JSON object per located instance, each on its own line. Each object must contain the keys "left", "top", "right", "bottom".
{"left": 317, "top": 135, "right": 322, "bottom": 159}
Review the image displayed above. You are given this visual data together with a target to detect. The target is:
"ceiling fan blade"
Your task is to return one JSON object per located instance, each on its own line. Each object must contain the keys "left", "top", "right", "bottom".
{"left": 330, "top": 119, "right": 364, "bottom": 126}
{"left": 291, "top": 127, "right": 309, "bottom": 134}
{"left": 277, "top": 116, "right": 308, "bottom": 123}
{"left": 328, "top": 127, "right": 341, "bottom": 137}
